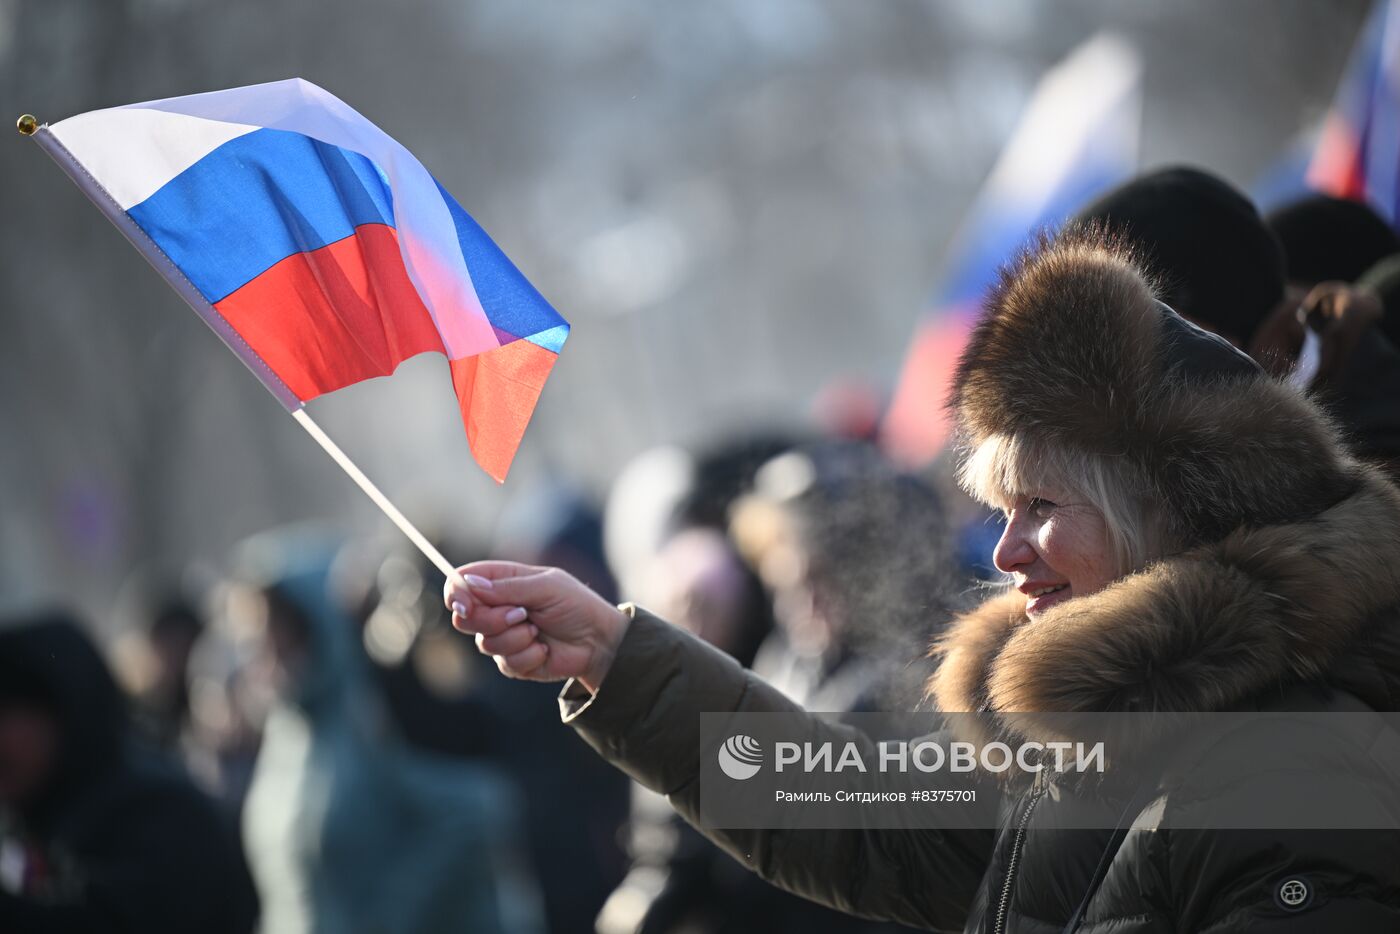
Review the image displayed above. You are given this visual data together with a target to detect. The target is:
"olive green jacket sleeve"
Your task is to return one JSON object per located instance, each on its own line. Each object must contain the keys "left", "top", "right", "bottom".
{"left": 559, "top": 606, "right": 994, "bottom": 931}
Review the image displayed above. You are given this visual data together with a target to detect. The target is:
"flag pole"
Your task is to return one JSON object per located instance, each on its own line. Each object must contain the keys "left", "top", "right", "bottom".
{"left": 17, "top": 113, "right": 466, "bottom": 589}
{"left": 291, "top": 411, "right": 466, "bottom": 587}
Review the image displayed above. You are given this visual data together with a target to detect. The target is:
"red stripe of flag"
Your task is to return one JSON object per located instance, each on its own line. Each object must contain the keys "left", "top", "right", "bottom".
{"left": 215, "top": 223, "right": 443, "bottom": 399}
{"left": 450, "top": 341, "right": 559, "bottom": 483}
{"left": 215, "top": 221, "right": 560, "bottom": 481}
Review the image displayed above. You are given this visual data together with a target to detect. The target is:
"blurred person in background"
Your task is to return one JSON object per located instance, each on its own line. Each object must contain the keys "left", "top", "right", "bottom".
{"left": 1260, "top": 194, "right": 1400, "bottom": 379}
{"left": 1262, "top": 193, "right": 1400, "bottom": 475}
{"left": 0, "top": 611, "right": 258, "bottom": 933}
{"left": 1075, "top": 166, "right": 1286, "bottom": 351}
{"left": 112, "top": 594, "right": 206, "bottom": 752}
{"left": 483, "top": 492, "right": 633, "bottom": 934}
{"left": 604, "top": 435, "right": 803, "bottom": 609}
{"left": 1252, "top": 278, "right": 1400, "bottom": 478}
{"left": 602, "top": 437, "right": 931, "bottom": 933}
{"left": 232, "top": 527, "right": 542, "bottom": 934}
{"left": 1079, "top": 167, "right": 1400, "bottom": 477}
{"left": 340, "top": 537, "right": 502, "bottom": 760}
{"left": 1266, "top": 193, "right": 1400, "bottom": 290}
{"left": 607, "top": 435, "right": 802, "bottom": 659}
{"left": 630, "top": 524, "right": 771, "bottom": 672}
{"left": 345, "top": 532, "right": 625, "bottom": 934}
{"left": 731, "top": 441, "right": 952, "bottom": 713}
{"left": 181, "top": 597, "right": 268, "bottom": 814}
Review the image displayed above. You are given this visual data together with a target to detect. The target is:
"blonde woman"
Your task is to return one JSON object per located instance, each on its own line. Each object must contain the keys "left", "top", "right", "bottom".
{"left": 446, "top": 229, "right": 1400, "bottom": 932}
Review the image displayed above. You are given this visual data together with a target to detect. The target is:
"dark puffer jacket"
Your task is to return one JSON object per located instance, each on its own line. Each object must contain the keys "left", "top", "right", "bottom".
{"left": 560, "top": 471, "right": 1400, "bottom": 931}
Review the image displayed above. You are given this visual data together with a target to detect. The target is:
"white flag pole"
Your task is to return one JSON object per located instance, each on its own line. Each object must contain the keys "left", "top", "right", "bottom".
{"left": 291, "top": 411, "right": 467, "bottom": 588}
{"left": 18, "top": 114, "right": 467, "bottom": 589}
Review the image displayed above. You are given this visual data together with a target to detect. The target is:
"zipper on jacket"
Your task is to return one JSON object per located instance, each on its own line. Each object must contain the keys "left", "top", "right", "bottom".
{"left": 992, "top": 778, "right": 1047, "bottom": 934}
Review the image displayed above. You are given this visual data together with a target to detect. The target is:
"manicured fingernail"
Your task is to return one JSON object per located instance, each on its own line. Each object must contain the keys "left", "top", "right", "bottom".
{"left": 528, "top": 623, "right": 539, "bottom": 637}
{"left": 466, "top": 574, "right": 493, "bottom": 591}
{"left": 452, "top": 602, "right": 469, "bottom": 618}
{"left": 505, "top": 607, "right": 527, "bottom": 624}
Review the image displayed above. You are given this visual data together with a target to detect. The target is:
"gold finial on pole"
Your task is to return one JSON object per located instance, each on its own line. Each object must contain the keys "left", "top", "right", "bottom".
{"left": 16, "top": 114, "right": 38, "bottom": 136}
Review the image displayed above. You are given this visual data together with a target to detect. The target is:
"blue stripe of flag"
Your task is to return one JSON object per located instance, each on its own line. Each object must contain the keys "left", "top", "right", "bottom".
{"left": 436, "top": 182, "right": 569, "bottom": 353}
{"left": 127, "top": 127, "right": 395, "bottom": 303}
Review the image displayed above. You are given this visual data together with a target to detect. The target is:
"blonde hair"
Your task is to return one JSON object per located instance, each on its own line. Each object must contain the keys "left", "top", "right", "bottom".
{"left": 957, "top": 432, "right": 1170, "bottom": 576}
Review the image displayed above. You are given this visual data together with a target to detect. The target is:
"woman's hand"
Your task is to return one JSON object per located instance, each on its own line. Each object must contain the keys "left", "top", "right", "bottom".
{"left": 443, "top": 562, "right": 630, "bottom": 693}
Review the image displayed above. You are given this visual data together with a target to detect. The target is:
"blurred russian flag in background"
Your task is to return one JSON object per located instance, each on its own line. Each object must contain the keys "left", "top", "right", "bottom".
{"left": 881, "top": 34, "right": 1141, "bottom": 467}
{"left": 1309, "top": 0, "right": 1400, "bottom": 227}
{"left": 45, "top": 78, "right": 568, "bottom": 482}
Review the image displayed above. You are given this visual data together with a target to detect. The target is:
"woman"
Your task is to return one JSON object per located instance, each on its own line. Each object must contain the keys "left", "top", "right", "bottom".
{"left": 445, "top": 228, "right": 1400, "bottom": 932}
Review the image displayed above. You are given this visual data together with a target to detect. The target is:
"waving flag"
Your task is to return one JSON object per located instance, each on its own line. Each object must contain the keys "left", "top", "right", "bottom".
{"left": 1309, "top": 0, "right": 1400, "bottom": 226}
{"left": 37, "top": 78, "right": 567, "bottom": 481}
{"left": 881, "top": 35, "right": 1141, "bottom": 466}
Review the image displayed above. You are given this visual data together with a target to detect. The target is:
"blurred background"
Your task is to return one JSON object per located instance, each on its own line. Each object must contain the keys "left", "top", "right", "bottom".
{"left": 3, "top": 2, "right": 1395, "bottom": 933}
{"left": 0, "top": 0, "right": 1373, "bottom": 614}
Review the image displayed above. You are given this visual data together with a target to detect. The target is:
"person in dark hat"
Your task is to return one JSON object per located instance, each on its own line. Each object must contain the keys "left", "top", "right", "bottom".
{"left": 1266, "top": 194, "right": 1400, "bottom": 289}
{"left": 0, "top": 612, "right": 258, "bottom": 933}
{"left": 1074, "top": 165, "right": 1286, "bottom": 347}
{"left": 1081, "top": 167, "right": 1400, "bottom": 478}
{"left": 1256, "top": 194, "right": 1400, "bottom": 476}
{"left": 1251, "top": 277, "right": 1400, "bottom": 478}
{"left": 444, "top": 225, "right": 1400, "bottom": 931}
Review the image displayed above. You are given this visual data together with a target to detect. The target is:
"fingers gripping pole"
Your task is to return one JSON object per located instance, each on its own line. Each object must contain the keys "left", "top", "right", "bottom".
{"left": 292, "top": 410, "right": 467, "bottom": 588}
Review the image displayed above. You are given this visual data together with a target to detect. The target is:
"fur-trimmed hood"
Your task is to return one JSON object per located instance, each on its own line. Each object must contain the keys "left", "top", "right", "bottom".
{"left": 932, "top": 228, "right": 1400, "bottom": 736}
{"left": 930, "top": 467, "right": 1400, "bottom": 721}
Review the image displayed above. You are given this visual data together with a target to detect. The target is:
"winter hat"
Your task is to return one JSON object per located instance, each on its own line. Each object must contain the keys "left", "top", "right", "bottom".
{"left": 1267, "top": 194, "right": 1400, "bottom": 286}
{"left": 1075, "top": 166, "right": 1285, "bottom": 345}
{"left": 950, "top": 225, "right": 1355, "bottom": 548}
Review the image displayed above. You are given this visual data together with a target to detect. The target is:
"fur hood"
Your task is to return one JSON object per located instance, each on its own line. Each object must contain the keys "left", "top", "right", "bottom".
{"left": 930, "top": 466, "right": 1400, "bottom": 720}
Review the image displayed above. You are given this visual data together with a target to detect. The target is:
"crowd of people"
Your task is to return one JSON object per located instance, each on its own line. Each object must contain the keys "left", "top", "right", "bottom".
{"left": 3, "top": 167, "right": 1400, "bottom": 932}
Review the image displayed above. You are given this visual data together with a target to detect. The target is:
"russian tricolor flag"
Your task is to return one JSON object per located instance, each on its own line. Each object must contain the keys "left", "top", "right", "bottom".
{"left": 43, "top": 78, "right": 567, "bottom": 482}
{"left": 1309, "top": 0, "right": 1400, "bottom": 227}
{"left": 881, "top": 35, "right": 1140, "bottom": 466}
